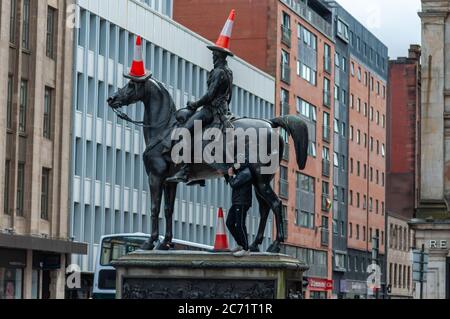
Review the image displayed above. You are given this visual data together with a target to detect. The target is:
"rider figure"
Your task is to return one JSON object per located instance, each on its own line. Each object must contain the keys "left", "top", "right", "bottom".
{"left": 167, "top": 25, "right": 234, "bottom": 184}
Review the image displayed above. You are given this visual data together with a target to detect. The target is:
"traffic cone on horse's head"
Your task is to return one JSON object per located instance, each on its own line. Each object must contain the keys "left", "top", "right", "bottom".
{"left": 124, "top": 36, "right": 152, "bottom": 82}
{"left": 214, "top": 208, "right": 229, "bottom": 252}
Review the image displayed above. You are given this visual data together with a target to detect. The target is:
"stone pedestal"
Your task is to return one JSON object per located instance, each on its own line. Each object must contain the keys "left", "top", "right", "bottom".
{"left": 112, "top": 251, "right": 308, "bottom": 299}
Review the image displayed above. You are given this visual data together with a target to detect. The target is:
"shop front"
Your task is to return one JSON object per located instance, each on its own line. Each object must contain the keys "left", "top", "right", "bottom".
{"left": 0, "top": 233, "right": 87, "bottom": 299}
{"left": 340, "top": 279, "right": 368, "bottom": 299}
{"left": 0, "top": 248, "right": 26, "bottom": 299}
{"left": 307, "top": 277, "right": 333, "bottom": 299}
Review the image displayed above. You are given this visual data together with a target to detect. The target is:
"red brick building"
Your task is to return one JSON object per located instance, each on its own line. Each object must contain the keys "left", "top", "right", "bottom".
{"left": 174, "top": 0, "right": 336, "bottom": 299}
{"left": 387, "top": 45, "right": 421, "bottom": 220}
{"left": 386, "top": 45, "right": 421, "bottom": 299}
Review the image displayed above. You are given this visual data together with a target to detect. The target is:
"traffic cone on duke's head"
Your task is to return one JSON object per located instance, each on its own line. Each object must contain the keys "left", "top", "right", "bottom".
{"left": 213, "top": 208, "right": 229, "bottom": 252}
{"left": 124, "top": 36, "right": 152, "bottom": 82}
{"left": 207, "top": 9, "right": 235, "bottom": 57}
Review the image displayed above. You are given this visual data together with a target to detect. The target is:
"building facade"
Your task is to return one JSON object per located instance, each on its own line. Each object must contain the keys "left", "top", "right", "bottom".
{"left": 413, "top": 0, "right": 450, "bottom": 299}
{"left": 0, "top": 0, "right": 86, "bottom": 299}
{"left": 174, "top": 0, "right": 338, "bottom": 299}
{"left": 69, "top": 0, "right": 276, "bottom": 289}
{"left": 386, "top": 214, "right": 414, "bottom": 298}
{"left": 386, "top": 45, "right": 421, "bottom": 299}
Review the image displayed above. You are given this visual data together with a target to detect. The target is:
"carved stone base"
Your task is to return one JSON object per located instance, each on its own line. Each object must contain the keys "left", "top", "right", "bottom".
{"left": 112, "top": 251, "right": 308, "bottom": 299}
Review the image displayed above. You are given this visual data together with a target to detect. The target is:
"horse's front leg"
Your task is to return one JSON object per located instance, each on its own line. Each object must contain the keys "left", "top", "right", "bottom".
{"left": 141, "top": 175, "right": 164, "bottom": 250}
{"left": 158, "top": 182, "right": 178, "bottom": 250}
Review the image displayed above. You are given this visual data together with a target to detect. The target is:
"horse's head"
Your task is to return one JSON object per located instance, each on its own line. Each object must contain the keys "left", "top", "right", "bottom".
{"left": 107, "top": 79, "right": 147, "bottom": 109}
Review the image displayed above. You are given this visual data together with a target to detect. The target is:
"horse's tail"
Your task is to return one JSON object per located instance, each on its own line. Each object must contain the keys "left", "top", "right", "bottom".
{"left": 271, "top": 115, "right": 309, "bottom": 170}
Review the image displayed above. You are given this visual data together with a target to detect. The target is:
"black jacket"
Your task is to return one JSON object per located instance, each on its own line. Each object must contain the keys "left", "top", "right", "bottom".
{"left": 189, "top": 65, "right": 233, "bottom": 115}
{"left": 228, "top": 167, "right": 253, "bottom": 207}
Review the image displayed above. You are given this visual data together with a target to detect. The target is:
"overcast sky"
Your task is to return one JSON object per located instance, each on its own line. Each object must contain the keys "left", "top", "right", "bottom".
{"left": 337, "top": 0, "right": 421, "bottom": 59}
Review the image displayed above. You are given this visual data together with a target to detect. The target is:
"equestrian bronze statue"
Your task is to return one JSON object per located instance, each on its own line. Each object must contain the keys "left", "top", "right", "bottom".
{"left": 106, "top": 12, "right": 309, "bottom": 253}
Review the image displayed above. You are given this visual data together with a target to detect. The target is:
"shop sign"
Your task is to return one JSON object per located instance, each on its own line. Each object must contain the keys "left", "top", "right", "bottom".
{"left": 340, "top": 280, "right": 367, "bottom": 295}
{"left": 428, "top": 240, "right": 448, "bottom": 249}
{"left": 308, "top": 278, "right": 333, "bottom": 291}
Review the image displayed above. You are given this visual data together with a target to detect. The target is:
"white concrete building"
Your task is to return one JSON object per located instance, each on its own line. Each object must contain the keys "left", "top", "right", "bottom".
{"left": 69, "top": 0, "right": 276, "bottom": 289}
{"left": 414, "top": 0, "right": 450, "bottom": 299}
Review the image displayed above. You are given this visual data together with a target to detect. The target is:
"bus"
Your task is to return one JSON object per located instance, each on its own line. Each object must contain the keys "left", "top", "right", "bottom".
{"left": 93, "top": 233, "right": 213, "bottom": 299}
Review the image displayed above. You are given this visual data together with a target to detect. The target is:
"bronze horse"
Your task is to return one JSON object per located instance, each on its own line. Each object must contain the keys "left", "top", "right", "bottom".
{"left": 107, "top": 77, "right": 309, "bottom": 253}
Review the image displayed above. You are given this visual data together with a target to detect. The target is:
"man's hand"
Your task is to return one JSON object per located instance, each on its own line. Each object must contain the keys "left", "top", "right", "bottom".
{"left": 187, "top": 101, "right": 197, "bottom": 111}
{"left": 228, "top": 167, "right": 235, "bottom": 177}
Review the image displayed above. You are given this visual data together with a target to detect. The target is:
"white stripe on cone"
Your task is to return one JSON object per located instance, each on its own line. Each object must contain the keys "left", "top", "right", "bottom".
{"left": 134, "top": 43, "right": 143, "bottom": 62}
{"left": 220, "top": 20, "right": 234, "bottom": 38}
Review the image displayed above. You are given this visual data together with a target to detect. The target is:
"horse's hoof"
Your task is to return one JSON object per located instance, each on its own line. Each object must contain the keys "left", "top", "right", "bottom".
{"left": 267, "top": 242, "right": 281, "bottom": 254}
{"left": 249, "top": 244, "right": 260, "bottom": 253}
{"left": 157, "top": 241, "right": 171, "bottom": 251}
{"left": 141, "top": 240, "right": 155, "bottom": 251}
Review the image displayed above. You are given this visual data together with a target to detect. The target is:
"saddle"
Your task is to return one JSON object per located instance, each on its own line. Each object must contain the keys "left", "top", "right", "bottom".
{"left": 174, "top": 108, "right": 240, "bottom": 173}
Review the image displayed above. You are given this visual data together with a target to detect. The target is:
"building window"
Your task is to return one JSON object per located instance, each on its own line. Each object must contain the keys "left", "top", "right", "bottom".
{"left": 7, "top": 75, "right": 13, "bottom": 129}
{"left": 297, "top": 210, "right": 314, "bottom": 229}
{"left": 19, "top": 80, "right": 28, "bottom": 132}
{"left": 281, "top": 50, "right": 290, "bottom": 84}
{"left": 22, "top": 0, "right": 31, "bottom": 49}
{"left": 297, "top": 98, "right": 317, "bottom": 121}
{"left": 323, "top": 77, "right": 331, "bottom": 107}
{"left": 46, "top": 7, "right": 56, "bottom": 59}
{"left": 356, "top": 224, "right": 360, "bottom": 240}
{"left": 363, "top": 226, "right": 366, "bottom": 241}
{"left": 337, "top": 19, "right": 349, "bottom": 41}
{"left": 4, "top": 161, "right": 11, "bottom": 215}
{"left": 297, "top": 61, "right": 316, "bottom": 85}
{"left": 298, "top": 24, "right": 317, "bottom": 50}
{"left": 43, "top": 87, "right": 52, "bottom": 139}
{"left": 279, "top": 166, "right": 289, "bottom": 199}
{"left": 349, "top": 223, "right": 353, "bottom": 238}
{"left": 17, "top": 163, "right": 25, "bottom": 217}
{"left": 41, "top": 168, "right": 50, "bottom": 220}
{"left": 357, "top": 192, "right": 360, "bottom": 208}
{"left": 324, "top": 43, "right": 331, "bottom": 73}
{"left": 9, "top": 0, "right": 17, "bottom": 44}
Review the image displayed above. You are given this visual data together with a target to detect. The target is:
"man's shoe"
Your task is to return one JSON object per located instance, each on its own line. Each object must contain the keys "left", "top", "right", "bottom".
{"left": 233, "top": 250, "right": 250, "bottom": 258}
{"left": 166, "top": 167, "right": 190, "bottom": 183}
{"left": 230, "top": 246, "right": 243, "bottom": 253}
{"left": 187, "top": 180, "right": 206, "bottom": 187}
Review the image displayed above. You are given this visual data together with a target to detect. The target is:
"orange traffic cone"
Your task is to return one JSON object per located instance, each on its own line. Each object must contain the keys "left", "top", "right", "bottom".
{"left": 124, "top": 36, "right": 152, "bottom": 82}
{"left": 207, "top": 9, "right": 235, "bottom": 57}
{"left": 214, "top": 208, "right": 229, "bottom": 252}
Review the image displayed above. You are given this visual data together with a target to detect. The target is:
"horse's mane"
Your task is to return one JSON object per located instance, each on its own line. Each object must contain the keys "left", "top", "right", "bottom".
{"left": 149, "top": 78, "right": 177, "bottom": 114}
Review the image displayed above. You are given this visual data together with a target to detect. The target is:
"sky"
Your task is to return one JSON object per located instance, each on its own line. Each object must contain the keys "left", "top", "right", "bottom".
{"left": 337, "top": 0, "right": 422, "bottom": 59}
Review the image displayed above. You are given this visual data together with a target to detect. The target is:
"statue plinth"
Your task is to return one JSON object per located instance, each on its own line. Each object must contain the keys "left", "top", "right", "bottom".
{"left": 111, "top": 251, "right": 308, "bottom": 299}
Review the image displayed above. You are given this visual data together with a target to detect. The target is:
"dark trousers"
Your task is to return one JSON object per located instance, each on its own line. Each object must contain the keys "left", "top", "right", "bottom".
{"left": 226, "top": 205, "right": 250, "bottom": 250}
{"left": 183, "top": 107, "right": 214, "bottom": 133}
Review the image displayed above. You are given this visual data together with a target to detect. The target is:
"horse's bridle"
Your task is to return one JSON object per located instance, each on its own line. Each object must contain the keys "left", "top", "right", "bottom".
{"left": 112, "top": 78, "right": 173, "bottom": 129}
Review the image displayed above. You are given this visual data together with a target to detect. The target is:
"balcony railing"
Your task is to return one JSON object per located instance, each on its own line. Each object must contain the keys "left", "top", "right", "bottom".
{"left": 321, "top": 228, "right": 329, "bottom": 247}
{"left": 324, "top": 56, "right": 332, "bottom": 74}
{"left": 321, "top": 195, "right": 330, "bottom": 212}
{"left": 322, "top": 159, "right": 330, "bottom": 177}
{"left": 322, "top": 125, "right": 331, "bottom": 143}
{"left": 282, "top": 143, "right": 290, "bottom": 161}
{"left": 281, "top": 63, "right": 291, "bottom": 84}
{"left": 279, "top": 180, "right": 289, "bottom": 199}
{"left": 280, "top": 0, "right": 333, "bottom": 38}
{"left": 281, "top": 101, "right": 290, "bottom": 116}
{"left": 281, "top": 25, "right": 292, "bottom": 47}
{"left": 323, "top": 90, "right": 331, "bottom": 108}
